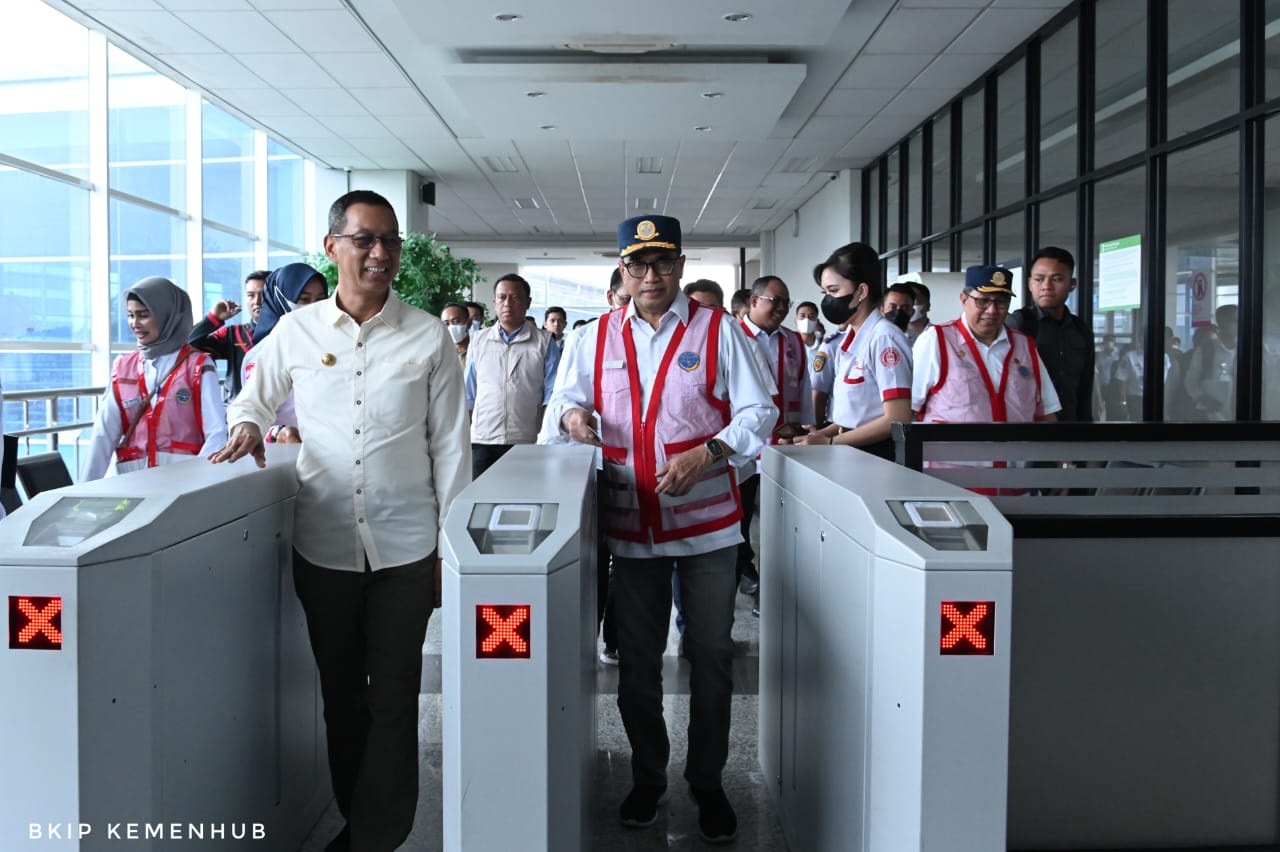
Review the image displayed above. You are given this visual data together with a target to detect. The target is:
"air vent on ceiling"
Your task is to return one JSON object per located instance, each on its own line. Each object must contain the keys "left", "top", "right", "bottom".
{"left": 636, "top": 157, "right": 664, "bottom": 174}
{"left": 484, "top": 156, "right": 520, "bottom": 173}
{"left": 525, "top": 256, "right": 578, "bottom": 261}
{"left": 752, "top": 199, "right": 777, "bottom": 210}
{"left": 513, "top": 197, "right": 540, "bottom": 209}
{"left": 780, "top": 157, "right": 815, "bottom": 174}
{"left": 634, "top": 197, "right": 658, "bottom": 210}
{"left": 560, "top": 42, "right": 678, "bottom": 54}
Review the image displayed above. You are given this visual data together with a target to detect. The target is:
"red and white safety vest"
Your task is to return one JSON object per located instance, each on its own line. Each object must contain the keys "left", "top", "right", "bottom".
{"left": 740, "top": 320, "right": 807, "bottom": 443}
{"left": 917, "top": 321, "right": 1045, "bottom": 423}
{"left": 112, "top": 345, "right": 208, "bottom": 467}
{"left": 594, "top": 301, "right": 742, "bottom": 544}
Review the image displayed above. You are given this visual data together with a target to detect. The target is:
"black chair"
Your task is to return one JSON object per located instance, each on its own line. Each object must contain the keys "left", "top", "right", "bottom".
{"left": 1, "top": 435, "right": 20, "bottom": 514}
{"left": 16, "top": 451, "right": 73, "bottom": 499}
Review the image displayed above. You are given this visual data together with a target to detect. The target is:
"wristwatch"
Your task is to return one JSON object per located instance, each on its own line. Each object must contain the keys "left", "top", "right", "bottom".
{"left": 704, "top": 438, "right": 726, "bottom": 463}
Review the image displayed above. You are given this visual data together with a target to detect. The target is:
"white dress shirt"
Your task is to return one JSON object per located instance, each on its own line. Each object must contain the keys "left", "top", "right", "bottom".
{"left": 738, "top": 315, "right": 812, "bottom": 480}
{"left": 540, "top": 292, "right": 777, "bottom": 558}
{"left": 82, "top": 349, "right": 227, "bottom": 481}
{"left": 227, "top": 294, "right": 470, "bottom": 572}
{"left": 911, "top": 318, "right": 1062, "bottom": 416}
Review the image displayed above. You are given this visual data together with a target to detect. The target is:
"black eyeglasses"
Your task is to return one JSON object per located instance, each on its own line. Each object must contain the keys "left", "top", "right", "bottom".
{"left": 966, "top": 294, "right": 1011, "bottom": 312}
{"left": 330, "top": 232, "right": 405, "bottom": 251}
{"left": 623, "top": 257, "right": 678, "bottom": 278}
{"left": 757, "top": 294, "right": 790, "bottom": 310}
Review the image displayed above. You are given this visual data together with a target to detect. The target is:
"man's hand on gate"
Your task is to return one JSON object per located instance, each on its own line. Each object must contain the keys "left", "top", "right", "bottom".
{"left": 560, "top": 408, "right": 603, "bottom": 447}
{"left": 209, "top": 422, "right": 266, "bottom": 468}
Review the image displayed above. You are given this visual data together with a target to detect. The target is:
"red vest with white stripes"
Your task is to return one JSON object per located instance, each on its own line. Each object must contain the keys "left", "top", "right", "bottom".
{"left": 593, "top": 301, "right": 742, "bottom": 544}
{"left": 112, "top": 345, "right": 208, "bottom": 467}
{"left": 917, "top": 321, "right": 1044, "bottom": 423}
{"left": 741, "top": 321, "right": 807, "bottom": 443}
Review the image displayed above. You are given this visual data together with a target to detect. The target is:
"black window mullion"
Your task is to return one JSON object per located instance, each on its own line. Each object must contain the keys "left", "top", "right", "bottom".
{"left": 1143, "top": 0, "right": 1168, "bottom": 421}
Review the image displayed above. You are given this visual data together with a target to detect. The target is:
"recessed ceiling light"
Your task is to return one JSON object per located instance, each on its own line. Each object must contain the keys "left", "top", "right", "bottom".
{"left": 494, "top": 13, "right": 522, "bottom": 22}
{"left": 526, "top": 91, "right": 546, "bottom": 98}
{"left": 723, "top": 12, "right": 752, "bottom": 22}
{"left": 694, "top": 125, "right": 712, "bottom": 132}
{"left": 539, "top": 124, "right": 557, "bottom": 131}
{"left": 701, "top": 91, "right": 724, "bottom": 99}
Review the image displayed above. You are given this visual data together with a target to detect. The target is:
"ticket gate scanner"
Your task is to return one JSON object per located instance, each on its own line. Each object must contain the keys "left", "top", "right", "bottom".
{"left": 440, "top": 444, "right": 597, "bottom": 852}
{"left": 758, "top": 445, "right": 1013, "bottom": 852}
{"left": 0, "top": 449, "right": 328, "bottom": 850}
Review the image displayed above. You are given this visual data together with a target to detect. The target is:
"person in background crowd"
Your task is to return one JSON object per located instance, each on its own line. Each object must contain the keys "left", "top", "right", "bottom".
{"left": 1006, "top": 247, "right": 1094, "bottom": 422}
{"left": 684, "top": 279, "right": 725, "bottom": 308}
{"left": 465, "top": 300, "right": 486, "bottom": 332}
{"left": 544, "top": 306, "right": 568, "bottom": 344}
{"left": 794, "top": 301, "right": 821, "bottom": 364}
{"left": 542, "top": 214, "right": 775, "bottom": 844}
{"left": 730, "top": 288, "right": 752, "bottom": 320}
{"left": 1183, "top": 304, "right": 1238, "bottom": 421}
{"left": 188, "top": 269, "right": 268, "bottom": 400}
{"left": 881, "top": 282, "right": 915, "bottom": 333}
{"left": 211, "top": 189, "right": 468, "bottom": 852}
{"left": 572, "top": 318, "right": 589, "bottom": 330}
{"left": 466, "top": 273, "right": 560, "bottom": 479}
{"left": 83, "top": 276, "right": 226, "bottom": 480}
{"left": 441, "top": 301, "right": 472, "bottom": 365}
{"left": 907, "top": 281, "right": 932, "bottom": 343}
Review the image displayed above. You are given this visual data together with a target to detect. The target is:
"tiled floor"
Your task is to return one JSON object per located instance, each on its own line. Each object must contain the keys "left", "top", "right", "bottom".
{"left": 299, "top": 585, "right": 787, "bottom": 852}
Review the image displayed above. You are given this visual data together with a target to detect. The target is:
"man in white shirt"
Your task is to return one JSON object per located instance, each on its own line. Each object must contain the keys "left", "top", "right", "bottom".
{"left": 541, "top": 215, "right": 776, "bottom": 844}
{"left": 211, "top": 190, "right": 469, "bottom": 852}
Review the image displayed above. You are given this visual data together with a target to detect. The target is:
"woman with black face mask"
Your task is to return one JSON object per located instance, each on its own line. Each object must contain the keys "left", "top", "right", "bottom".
{"left": 782, "top": 242, "right": 914, "bottom": 460}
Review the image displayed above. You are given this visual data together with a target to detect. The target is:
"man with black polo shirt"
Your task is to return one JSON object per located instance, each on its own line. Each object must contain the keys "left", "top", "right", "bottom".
{"left": 188, "top": 269, "right": 268, "bottom": 399}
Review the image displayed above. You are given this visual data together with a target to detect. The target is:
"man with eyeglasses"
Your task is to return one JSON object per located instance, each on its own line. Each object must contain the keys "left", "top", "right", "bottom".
{"left": 912, "top": 264, "right": 1061, "bottom": 425}
{"left": 542, "top": 215, "right": 776, "bottom": 844}
{"left": 734, "top": 275, "right": 812, "bottom": 610}
{"left": 212, "top": 189, "right": 469, "bottom": 852}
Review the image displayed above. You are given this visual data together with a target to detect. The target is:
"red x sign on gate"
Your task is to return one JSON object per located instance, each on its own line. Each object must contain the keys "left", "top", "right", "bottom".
{"left": 8, "top": 596, "right": 63, "bottom": 650}
{"left": 476, "top": 604, "right": 531, "bottom": 659}
{"left": 940, "top": 601, "right": 994, "bottom": 655}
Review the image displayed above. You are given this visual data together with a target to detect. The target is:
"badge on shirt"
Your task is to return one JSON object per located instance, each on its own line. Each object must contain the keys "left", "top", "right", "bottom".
{"left": 603, "top": 359, "right": 626, "bottom": 370}
{"left": 677, "top": 351, "right": 700, "bottom": 372}
{"left": 175, "top": 388, "right": 193, "bottom": 405}
{"left": 123, "top": 397, "right": 145, "bottom": 410}
{"left": 1017, "top": 365, "right": 1032, "bottom": 378}
{"left": 880, "top": 347, "right": 902, "bottom": 368}
{"left": 812, "top": 353, "right": 827, "bottom": 372}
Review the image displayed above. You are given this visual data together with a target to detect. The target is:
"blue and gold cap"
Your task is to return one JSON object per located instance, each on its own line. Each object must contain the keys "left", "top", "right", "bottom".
{"left": 964, "top": 265, "right": 1015, "bottom": 296}
{"left": 618, "top": 215, "right": 681, "bottom": 257}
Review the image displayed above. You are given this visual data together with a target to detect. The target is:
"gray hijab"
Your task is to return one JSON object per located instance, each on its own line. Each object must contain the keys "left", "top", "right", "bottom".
{"left": 124, "top": 276, "right": 193, "bottom": 359}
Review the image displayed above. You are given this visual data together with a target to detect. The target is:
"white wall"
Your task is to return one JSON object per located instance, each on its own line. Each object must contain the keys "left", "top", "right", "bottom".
{"left": 767, "top": 169, "right": 862, "bottom": 295}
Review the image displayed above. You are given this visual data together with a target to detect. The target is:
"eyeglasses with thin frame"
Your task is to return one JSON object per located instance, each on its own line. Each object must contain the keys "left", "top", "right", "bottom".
{"left": 622, "top": 257, "right": 678, "bottom": 278}
{"left": 757, "top": 293, "right": 791, "bottom": 310}
{"left": 965, "top": 294, "right": 1011, "bottom": 313}
{"left": 330, "top": 232, "right": 405, "bottom": 251}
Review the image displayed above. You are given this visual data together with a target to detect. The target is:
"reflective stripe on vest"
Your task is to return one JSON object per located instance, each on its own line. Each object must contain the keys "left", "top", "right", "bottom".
{"left": 112, "top": 345, "right": 208, "bottom": 466}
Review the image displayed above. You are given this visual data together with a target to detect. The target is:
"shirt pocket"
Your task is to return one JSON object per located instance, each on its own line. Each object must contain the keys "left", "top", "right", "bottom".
{"left": 368, "top": 360, "right": 429, "bottom": 429}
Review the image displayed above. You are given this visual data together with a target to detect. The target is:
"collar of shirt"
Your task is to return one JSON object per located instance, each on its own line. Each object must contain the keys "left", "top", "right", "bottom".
{"left": 623, "top": 289, "right": 691, "bottom": 331}
{"left": 741, "top": 315, "right": 784, "bottom": 341}
{"left": 497, "top": 323, "right": 529, "bottom": 344}
{"left": 319, "top": 290, "right": 404, "bottom": 329}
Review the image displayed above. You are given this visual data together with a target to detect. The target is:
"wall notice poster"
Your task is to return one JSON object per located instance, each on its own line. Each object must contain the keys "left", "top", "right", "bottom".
{"left": 1098, "top": 234, "right": 1141, "bottom": 311}
{"left": 1188, "top": 255, "right": 1214, "bottom": 327}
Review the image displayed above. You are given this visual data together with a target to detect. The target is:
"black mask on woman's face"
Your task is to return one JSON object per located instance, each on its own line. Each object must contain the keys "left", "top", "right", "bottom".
{"left": 821, "top": 291, "right": 858, "bottom": 326}
{"left": 884, "top": 307, "right": 910, "bottom": 332}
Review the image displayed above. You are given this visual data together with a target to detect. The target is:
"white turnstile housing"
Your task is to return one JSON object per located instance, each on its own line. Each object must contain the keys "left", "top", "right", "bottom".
{"left": 758, "top": 445, "right": 1013, "bottom": 852}
{"left": 0, "top": 448, "right": 327, "bottom": 850}
{"left": 439, "top": 445, "right": 597, "bottom": 852}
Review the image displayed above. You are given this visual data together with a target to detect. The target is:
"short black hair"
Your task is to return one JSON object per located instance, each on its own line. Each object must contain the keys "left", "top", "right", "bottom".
{"left": 544, "top": 306, "right": 566, "bottom": 321}
{"left": 464, "top": 300, "right": 485, "bottom": 319}
{"left": 730, "top": 288, "right": 752, "bottom": 313}
{"left": 245, "top": 270, "right": 270, "bottom": 284}
{"left": 751, "top": 275, "right": 785, "bottom": 297}
{"left": 609, "top": 266, "right": 624, "bottom": 294}
{"left": 909, "top": 282, "right": 931, "bottom": 303}
{"left": 813, "top": 242, "right": 883, "bottom": 305}
{"left": 1031, "top": 246, "right": 1076, "bottom": 274}
{"left": 683, "top": 279, "right": 724, "bottom": 305}
{"left": 327, "top": 189, "right": 396, "bottom": 235}
{"left": 442, "top": 301, "right": 467, "bottom": 317}
{"left": 795, "top": 300, "right": 818, "bottom": 315}
{"left": 885, "top": 282, "right": 917, "bottom": 302}
{"left": 572, "top": 319, "right": 588, "bottom": 329}
{"left": 495, "top": 273, "right": 531, "bottom": 299}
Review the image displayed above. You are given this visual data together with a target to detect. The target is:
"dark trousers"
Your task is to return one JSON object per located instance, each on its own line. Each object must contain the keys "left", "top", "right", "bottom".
{"left": 613, "top": 546, "right": 737, "bottom": 790}
{"left": 735, "top": 474, "right": 760, "bottom": 584}
{"left": 596, "top": 485, "right": 616, "bottom": 649}
{"left": 292, "top": 550, "right": 434, "bottom": 852}
{"left": 472, "top": 443, "right": 514, "bottom": 480}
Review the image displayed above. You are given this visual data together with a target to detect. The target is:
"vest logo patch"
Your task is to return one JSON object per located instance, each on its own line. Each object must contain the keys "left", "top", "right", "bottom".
{"left": 880, "top": 347, "right": 901, "bottom": 367}
{"left": 812, "top": 353, "right": 827, "bottom": 372}
{"left": 677, "top": 351, "right": 700, "bottom": 372}
{"left": 175, "top": 388, "right": 193, "bottom": 405}
{"left": 1017, "top": 365, "right": 1031, "bottom": 378}
{"left": 122, "top": 397, "right": 145, "bottom": 409}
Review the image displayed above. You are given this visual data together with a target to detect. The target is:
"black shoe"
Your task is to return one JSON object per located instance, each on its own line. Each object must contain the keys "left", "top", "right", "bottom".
{"left": 619, "top": 784, "right": 669, "bottom": 828}
{"left": 691, "top": 786, "right": 737, "bottom": 844}
{"left": 752, "top": 590, "right": 760, "bottom": 617}
{"left": 738, "top": 576, "right": 759, "bottom": 596}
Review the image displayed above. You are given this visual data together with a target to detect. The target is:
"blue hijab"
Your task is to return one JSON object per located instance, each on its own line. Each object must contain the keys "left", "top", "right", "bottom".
{"left": 253, "top": 263, "right": 327, "bottom": 345}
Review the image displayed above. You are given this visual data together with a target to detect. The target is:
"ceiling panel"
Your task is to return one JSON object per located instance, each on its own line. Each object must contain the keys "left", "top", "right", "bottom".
{"left": 259, "top": 10, "right": 382, "bottom": 53}
{"left": 862, "top": 8, "right": 983, "bottom": 54}
{"left": 180, "top": 11, "right": 296, "bottom": 53}
{"left": 167, "top": 52, "right": 267, "bottom": 88}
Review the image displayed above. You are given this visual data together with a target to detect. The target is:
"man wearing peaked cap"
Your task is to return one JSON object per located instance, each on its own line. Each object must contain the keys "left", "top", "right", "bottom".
{"left": 538, "top": 213, "right": 777, "bottom": 844}
{"left": 911, "top": 263, "right": 1062, "bottom": 438}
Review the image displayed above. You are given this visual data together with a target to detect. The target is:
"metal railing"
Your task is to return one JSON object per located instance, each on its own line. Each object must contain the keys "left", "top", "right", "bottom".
{"left": 2, "top": 386, "right": 104, "bottom": 477}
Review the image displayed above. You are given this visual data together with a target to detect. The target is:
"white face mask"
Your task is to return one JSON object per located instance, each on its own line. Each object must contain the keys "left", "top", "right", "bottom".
{"left": 448, "top": 324, "right": 469, "bottom": 344}
{"left": 911, "top": 305, "right": 926, "bottom": 322}
{"left": 796, "top": 318, "right": 817, "bottom": 335}
{"left": 470, "top": 320, "right": 483, "bottom": 332}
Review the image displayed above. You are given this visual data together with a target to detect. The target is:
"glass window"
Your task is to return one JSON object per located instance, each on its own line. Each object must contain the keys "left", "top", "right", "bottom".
{"left": 1264, "top": 114, "right": 1280, "bottom": 419}
{"left": 0, "top": 171, "right": 91, "bottom": 343}
{"left": 1164, "top": 133, "right": 1239, "bottom": 421}
{"left": 885, "top": 149, "right": 901, "bottom": 251}
{"left": 0, "top": 0, "right": 89, "bottom": 178}
{"left": 960, "top": 90, "right": 985, "bottom": 224}
{"left": 995, "top": 59, "right": 1026, "bottom": 209}
{"left": 1037, "top": 192, "right": 1079, "bottom": 312}
{"left": 959, "top": 227, "right": 983, "bottom": 270}
{"left": 1267, "top": 0, "right": 1280, "bottom": 102}
{"left": 930, "top": 239, "right": 953, "bottom": 273}
{"left": 202, "top": 102, "right": 254, "bottom": 230}
{"left": 1094, "top": 0, "right": 1147, "bottom": 168}
{"left": 1, "top": 353, "right": 93, "bottom": 466}
{"left": 1039, "top": 19, "right": 1078, "bottom": 190}
{"left": 994, "top": 212, "right": 1024, "bottom": 297}
{"left": 203, "top": 226, "right": 257, "bottom": 315}
{"left": 268, "top": 139, "right": 305, "bottom": 249}
{"left": 906, "top": 249, "right": 922, "bottom": 274}
{"left": 108, "top": 46, "right": 185, "bottom": 209}
{"left": 907, "top": 131, "right": 923, "bottom": 245}
{"left": 930, "top": 111, "right": 951, "bottom": 236}
{"left": 865, "top": 163, "right": 881, "bottom": 249}
{"left": 109, "top": 199, "right": 187, "bottom": 345}
{"left": 1093, "top": 167, "right": 1146, "bottom": 421}
{"left": 1167, "top": 1, "right": 1239, "bottom": 140}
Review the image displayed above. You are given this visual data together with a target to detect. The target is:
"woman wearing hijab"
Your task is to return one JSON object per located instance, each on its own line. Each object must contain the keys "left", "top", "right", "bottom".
{"left": 240, "top": 263, "right": 330, "bottom": 442}
{"left": 81, "top": 277, "right": 227, "bottom": 480}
